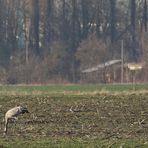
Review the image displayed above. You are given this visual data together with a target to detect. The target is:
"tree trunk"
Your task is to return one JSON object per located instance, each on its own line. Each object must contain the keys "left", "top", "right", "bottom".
{"left": 32, "top": 0, "right": 40, "bottom": 55}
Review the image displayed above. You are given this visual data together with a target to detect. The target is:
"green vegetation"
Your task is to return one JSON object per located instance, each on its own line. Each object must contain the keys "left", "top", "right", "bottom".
{"left": 1, "top": 138, "right": 148, "bottom": 148}
{"left": 0, "top": 84, "right": 148, "bottom": 95}
{"left": 0, "top": 84, "right": 148, "bottom": 147}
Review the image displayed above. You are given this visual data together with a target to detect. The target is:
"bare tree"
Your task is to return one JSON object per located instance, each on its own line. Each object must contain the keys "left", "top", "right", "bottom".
{"left": 31, "top": 0, "right": 40, "bottom": 55}
{"left": 43, "top": 0, "right": 53, "bottom": 49}
{"left": 130, "top": 0, "right": 139, "bottom": 61}
{"left": 81, "top": 0, "right": 89, "bottom": 39}
{"left": 142, "top": 0, "right": 147, "bottom": 31}
{"left": 110, "top": 0, "right": 117, "bottom": 43}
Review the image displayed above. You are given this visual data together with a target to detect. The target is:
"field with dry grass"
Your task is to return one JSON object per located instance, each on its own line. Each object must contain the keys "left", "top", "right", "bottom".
{"left": 0, "top": 84, "right": 148, "bottom": 147}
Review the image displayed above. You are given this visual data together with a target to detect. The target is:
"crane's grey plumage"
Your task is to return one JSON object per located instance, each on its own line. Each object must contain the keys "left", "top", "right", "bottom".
{"left": 4, "top": 106, "right": 29, "bottom": 134}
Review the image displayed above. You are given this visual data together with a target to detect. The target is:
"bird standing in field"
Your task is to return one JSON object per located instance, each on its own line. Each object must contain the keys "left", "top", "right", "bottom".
{"left": 4, "top": 106, "right": 29, "bottom": 134}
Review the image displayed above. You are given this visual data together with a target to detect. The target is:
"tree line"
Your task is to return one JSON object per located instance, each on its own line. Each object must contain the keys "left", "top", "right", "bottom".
{"left": 0, "top": 0, "right": 147, "bottom": 84}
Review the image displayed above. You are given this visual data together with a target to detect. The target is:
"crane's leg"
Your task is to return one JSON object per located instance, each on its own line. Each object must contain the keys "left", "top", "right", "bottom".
{"left": 4, "top": 118, "right": 8, "bottom": 134}
{"left": 11, "top": 117, "right": 17, "bottom": 133}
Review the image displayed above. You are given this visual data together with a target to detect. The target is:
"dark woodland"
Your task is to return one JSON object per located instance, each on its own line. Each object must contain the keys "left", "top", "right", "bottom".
{"left": 0, "top": 0, "right": 148, "bottom": 84}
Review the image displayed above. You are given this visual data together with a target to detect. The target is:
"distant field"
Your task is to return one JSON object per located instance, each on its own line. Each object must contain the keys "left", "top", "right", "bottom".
{"left": 0, "top": 84, "right": 147, "bottom": 147}
{"left": 0, "top": 83, "right": 148, "bottom": 95}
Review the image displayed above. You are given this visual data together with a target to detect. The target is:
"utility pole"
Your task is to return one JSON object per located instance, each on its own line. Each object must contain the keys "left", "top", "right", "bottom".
{"left": 121, "top": 40, "right": 124, "bottom": 83}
